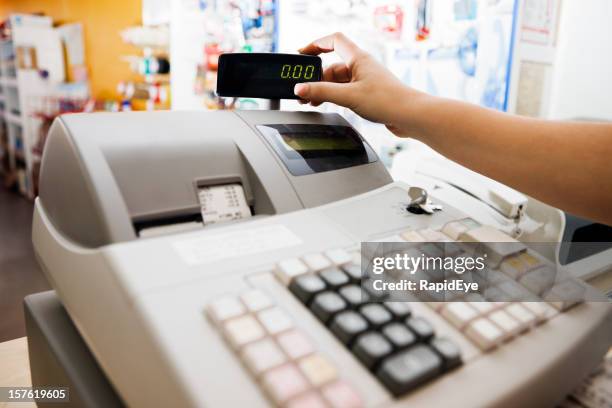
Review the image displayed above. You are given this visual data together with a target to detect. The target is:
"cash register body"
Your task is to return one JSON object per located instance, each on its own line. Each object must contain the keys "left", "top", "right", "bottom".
{"left": 33, "top": 110, "right": 611, "bottom": 407}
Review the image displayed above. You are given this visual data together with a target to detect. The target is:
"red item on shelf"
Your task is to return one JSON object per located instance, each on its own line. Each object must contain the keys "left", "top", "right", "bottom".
{"left": 205, "top": 44, "right": 223, "bottom": 71}
{"left": 374, "top": 5, "right": 404, "bottom": 40}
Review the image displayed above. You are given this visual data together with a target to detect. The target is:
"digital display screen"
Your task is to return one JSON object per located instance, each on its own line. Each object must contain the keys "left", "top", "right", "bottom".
{"left": 217, "top": 53, "right": 322, "bottom": 99}
{"left": 257, "top": 124, "right": 378, "bottom": 176}
{"left": 280, "top": 135, "right": 362, "bottom": 151}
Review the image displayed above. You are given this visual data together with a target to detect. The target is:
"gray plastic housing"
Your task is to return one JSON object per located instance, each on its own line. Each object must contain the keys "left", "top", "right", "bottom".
{"left": 39, "top": 110, "right": 391, "bottom": 248}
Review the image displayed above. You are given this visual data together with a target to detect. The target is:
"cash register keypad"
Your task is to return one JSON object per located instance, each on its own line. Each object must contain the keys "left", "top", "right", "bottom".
{"left": 273, "top": 217, "right": 586, "bottom": 399}
{"left": 279, "top": 252, "right": 463, "bottom": 397}
{"left": 207, "top": 290, "right": 363, "bottom": 407}
{"left": 208, "top": 217, "right": 586, "bottom": 403}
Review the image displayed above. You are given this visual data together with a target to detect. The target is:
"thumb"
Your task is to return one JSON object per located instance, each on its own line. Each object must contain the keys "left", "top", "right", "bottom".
{"left": 294, "top": 82, "right": 354, "bottom": 108}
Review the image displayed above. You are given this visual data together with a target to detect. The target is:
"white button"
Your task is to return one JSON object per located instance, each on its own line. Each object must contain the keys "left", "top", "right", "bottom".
{"left": 500, "top": 256, "right": 529, "bottom": 280}
{"left": 505, "top": 303, "right": 537, "bottom": 329}
{"left": 465, "top": 318, "right": 504, "bottom": 351}
{"left": 460, "top": 226, "right": 526, "bottom": 261}
{"left": 419, "top": 229, "right": 449, "bottom": 242}
{"left": 521, "top": 302, "right": 557, "bottom": 323}
{"left": 241, "top": 338, "right": 287, "bottom": 376}
{"left": 488, "top": 310, "right": 521, "bottom": 338}
{"left": 519, "top": 267, "right": 557, "bottom": 295}
{"left": 277, "top": 330, "right": 315, "bottom": 360}
{"left": 298, "top": 354, "right": 338, "bottom": 387}
{"left": 464, "top": 293, "right": 486, "bottom": 302}
{"left": 441, "top": 302, "right": 479, "bottom": 329}
{"left": 468, "top": 301, "right": 495, "bottom": 315}
{"left": 497, "top": 281, "right": 535, "bottom": 301}
{"left": 484, "top": 286, "right": 508, "bottom": 302}
{"left": 544, "top": 280, "right": 585, "bottom": 311}
{"left": 350, "top": 251, "right": 361, "bottom": 266}
{"left": 276, "top": 258, "right": 309, "bottom": 285}
{"left": 223, "top": 315, "right": 266, "bottom": 349}
{"left": 401, "top": 230, "right": 425, "bottom": 242}
{"left": 372, "top": 234, "right": 405, "bottom": 242}
{"left": 324, "top": 248, "right": 352, "bottom": 265}
{"left": 441, "top": 222, "right": 469, "bottom": 241}
{"left": 207, "top": 296, "right": 246, "bottom": 324}
{"left": 302, "top": 253, "right": 332, "bottom": 271}
{"left": 240, "top": 289, "right": 274, "bottom": 313}
{"left": 518, "top": 252, "right": 543, "bottom": 271}
{"left": 257, "top": 307, "right": 294, "bottom": 335}
{"left": 426, "top": 302, "right": 445, "bottom": 312}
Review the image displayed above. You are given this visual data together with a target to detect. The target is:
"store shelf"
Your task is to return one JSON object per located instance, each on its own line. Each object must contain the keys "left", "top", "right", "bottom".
{"left": 0, "top": 76, "right": 18, "bottom": 87}
{"left": 5, "top": 111, "right": 23, "bottom": 126}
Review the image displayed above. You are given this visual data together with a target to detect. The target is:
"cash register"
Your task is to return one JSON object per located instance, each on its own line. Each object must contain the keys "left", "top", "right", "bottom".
{"left": 28, "top": 53, "right": 612, "bottom": 408}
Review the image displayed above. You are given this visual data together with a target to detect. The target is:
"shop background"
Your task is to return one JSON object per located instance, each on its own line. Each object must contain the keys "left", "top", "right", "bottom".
{"left": 0, "top": 0, "right": 142, "bottom": 100}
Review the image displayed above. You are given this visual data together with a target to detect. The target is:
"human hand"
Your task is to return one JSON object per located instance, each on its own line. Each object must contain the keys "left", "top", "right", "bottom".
{"left": 295, "top": 32, "right": 427, "bottom": 137}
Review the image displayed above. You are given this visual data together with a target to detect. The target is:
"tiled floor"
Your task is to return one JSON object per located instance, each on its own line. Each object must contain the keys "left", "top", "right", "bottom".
{"left": 0, "top": 187, "right": 50, "bottom": 342}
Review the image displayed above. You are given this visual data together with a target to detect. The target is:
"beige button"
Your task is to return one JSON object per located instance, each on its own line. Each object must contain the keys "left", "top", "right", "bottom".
{"left": 401, "top": 230, "right": 425, "bottom": 242}
{"left": 240, "top": 338, "right": 287, "bottom": 376}
{"left": 518, "top": 252, "right": 542, "bottom": 270}
{"left": 261, "top": 364, "right": 310, "bottom": 405}
{"left": 544, "top": 279, "right": 585, "bottom": 311}
{"left": 441, "top": 302, "right": 479, "bottom": 329}
{"left": 207, "top": 296, "right": 246, "bottom": 324}
{"left": 419, "top": 229, "right": 449, "bottom": 242}
{"left": 325, "top": 248, "right": 352, "bottom": 265}
{"left": 257, "top": 307, "right": 294, "bottom": 335}
{"left": 488, "top": 310, "right": 521, "bottom": 339}
{"left": 500, "top": 256, "right": 529, "bottom": 280}
{"left": 505, "top": 303, "right": 537, "bottom": 330}
{"left": 240, "top": 289, "right": 273, "bottom": 313}
{"left": 286, "top": 391, "right": 328, "bottom": 408}
{"left": 223, "top": 315, "right": 265, "bottom": 349}
{"left": 277, "top": 330, "right": 315, "bottom": 360}
{"left": 465, "top": 318, "right": 504, "bottom": 351}
{"left": 521, "top": 302, "right": 557, "bottom": 323}
{"left": 442, "top": 221, "right": 469, "bottom": 241}
{"left": 299, "top": 354, "right": 338, "bottom": 387}
{"left": 519, "top": 267, "right": 556, "bottom": 295}
{"left": 321, "top": 381, "right": 363, "bottom": 408}
{"left": 302, "top": 253, "right": 332, "bottom": 271}
{"left": 276, "top": 258, "right": 309, "bottom": 285}
{"left": 468, "top": 301, "right": 495, "bottom": 315}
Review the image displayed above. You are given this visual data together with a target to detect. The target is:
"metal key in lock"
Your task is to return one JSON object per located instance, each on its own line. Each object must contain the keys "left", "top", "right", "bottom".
{"left": 407, "top": 187, "right": 443, "bottom": 214}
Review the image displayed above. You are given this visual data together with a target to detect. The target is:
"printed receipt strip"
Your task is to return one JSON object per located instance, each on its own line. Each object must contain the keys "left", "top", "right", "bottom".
{"left": 198, "top": 184, "right": 252, "bottom": 225}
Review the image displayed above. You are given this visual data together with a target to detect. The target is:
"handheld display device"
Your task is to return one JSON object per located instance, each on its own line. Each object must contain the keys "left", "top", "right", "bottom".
{"left": 217, "top": 53, "right": 322, "bottom": 100}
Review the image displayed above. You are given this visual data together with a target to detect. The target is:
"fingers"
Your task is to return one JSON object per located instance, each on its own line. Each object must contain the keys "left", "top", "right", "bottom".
{"left": 323, "top": 63, "right": 351, "bottom": 83}
{"left": 294, "top": 82, "right": 354, "bottom": 108}
{"left": 298, "top": 32, "right": 364, "bottom": 65}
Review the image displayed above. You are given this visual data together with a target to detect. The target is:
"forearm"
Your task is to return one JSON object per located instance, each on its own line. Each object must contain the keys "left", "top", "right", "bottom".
{"left": 402, "top": 92, "right": 612, "bottom": 225}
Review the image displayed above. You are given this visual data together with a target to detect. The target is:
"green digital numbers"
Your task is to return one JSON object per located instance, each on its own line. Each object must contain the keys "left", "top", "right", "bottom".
{"left": 281, "top": 64, "right": 291, "bottom": 79}
{"left": 304, "top": 65, "right": 314, "bottom": 79}
{"left": 280, "top": 64, "right": 316, "bottom": 80}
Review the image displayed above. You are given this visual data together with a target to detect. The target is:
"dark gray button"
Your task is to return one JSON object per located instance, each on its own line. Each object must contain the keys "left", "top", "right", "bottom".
{"left": 339, "top": 285, "right": 369, "bottom": 308}
{"left": 352, "top": 332, "right": 393, "bottom": 370}
{"left": 430, "top": 337, "right": 462, "bottom": 370}
{"left": 310, "top": 292, "right": 347, "bottom": 324}
{"left": 330, "top": 311, "right": 369, "bottom": 345}
{"left": 382, "top": 323, "right": 417, "bottom": 350}
{"left": 376, "top": 345, "right": 443, "bottom": 396}
{"left": 320, "top": 267, "right": 350, "bottom": 289}
{"left": 341, "top": 263, "right": 362, "bottom": 282}
{"left": 360, "top": 304, "right": 393, "bottom": 328}
{"left": 363, "top": 279, "right": 388, "bottom": 301}
{"left": 289, "top": 274, "right": 326, "bottom": 304}
{"left": 384, "top": 302, "right": 412, "bottom": 320}
{"left": 406, "top": 317, "right": 435, "bottom": 341}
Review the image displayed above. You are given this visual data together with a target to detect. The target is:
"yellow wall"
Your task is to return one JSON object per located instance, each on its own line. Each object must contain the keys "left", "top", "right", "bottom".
{"left": 0, "top": 0, "right": 142, "bottom": 100}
